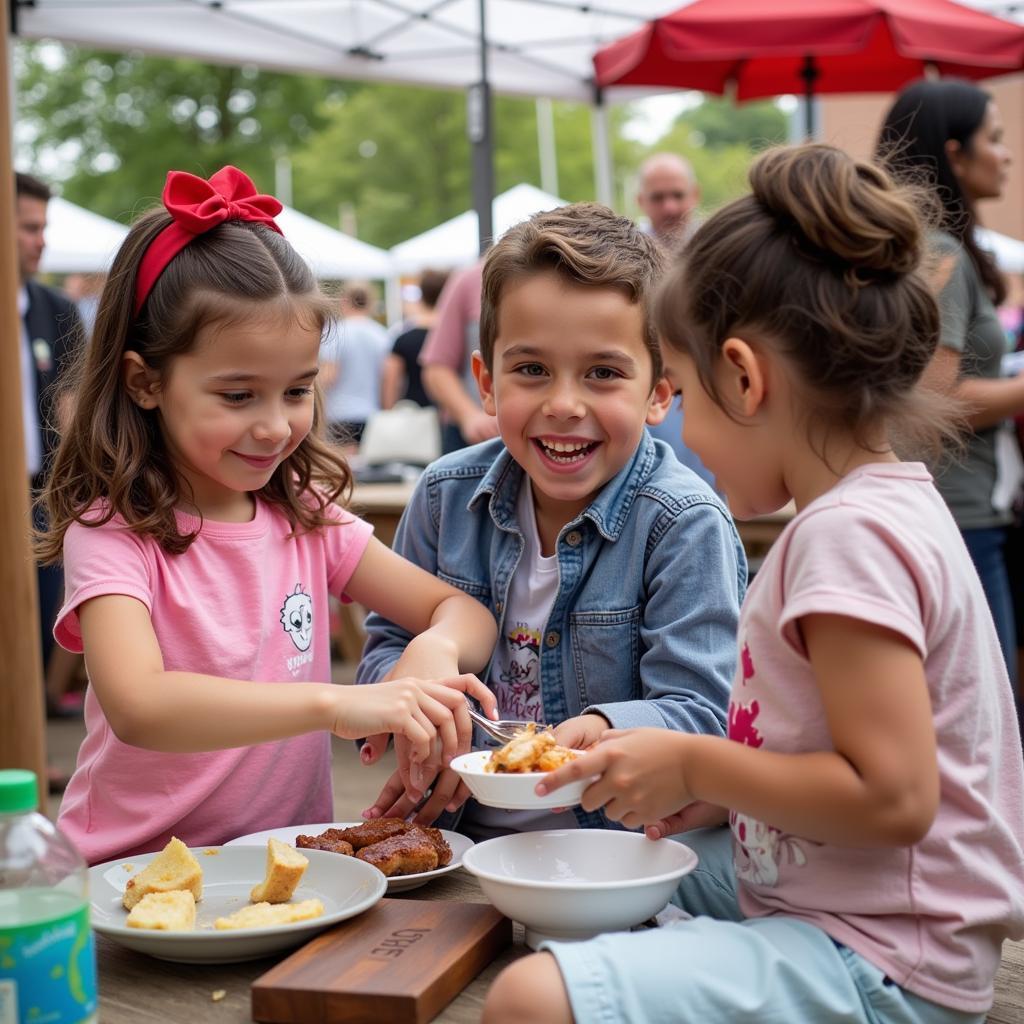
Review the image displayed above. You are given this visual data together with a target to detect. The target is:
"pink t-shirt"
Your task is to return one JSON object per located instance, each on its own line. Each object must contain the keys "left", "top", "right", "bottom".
{"left": 730, "top": 462, "right": 1024, "bottom": 1013}
{"left": 418, "top": 261, "right": 482, "bottom": 373}
{"left": 54, "top": 498, "right": 373, "bottom": 865}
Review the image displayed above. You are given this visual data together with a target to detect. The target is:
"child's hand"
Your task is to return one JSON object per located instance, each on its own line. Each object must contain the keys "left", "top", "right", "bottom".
{"left": 333, "top": 674, "right": 494, "bottom": 771}
{"left": 537, "top": 728, "right": 694, "bottom": 829}
{"left": 362, "top": 764, "right": 472, "bottom": 825}
{"left": 644, "top": 801, "right": 729, "bottom": 840}
{"left": 552, "top": 713, "right": 609, "bottom": 751}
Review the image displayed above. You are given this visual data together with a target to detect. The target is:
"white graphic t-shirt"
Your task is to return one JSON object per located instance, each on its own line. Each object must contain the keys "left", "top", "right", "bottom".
{"left": 463, "top": 481, "right": 577, "bottom": 838}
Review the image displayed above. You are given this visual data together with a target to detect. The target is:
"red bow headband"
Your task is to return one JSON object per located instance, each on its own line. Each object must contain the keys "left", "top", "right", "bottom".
{"left": 133, "top": 166, "right": 283, "bottom": 315}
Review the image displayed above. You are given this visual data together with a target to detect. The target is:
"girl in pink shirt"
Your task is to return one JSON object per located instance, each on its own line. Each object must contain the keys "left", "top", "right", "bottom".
{"left": 487, "top": 145, "right": 1024, "bottom": 1021}
{"left": 37, "top": 167, "right": 497, "bottom": 864}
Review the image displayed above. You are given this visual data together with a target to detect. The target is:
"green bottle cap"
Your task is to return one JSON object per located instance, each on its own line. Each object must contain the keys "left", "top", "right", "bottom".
{"left": 0, "top": 770, "right": 39, "bottom": 814}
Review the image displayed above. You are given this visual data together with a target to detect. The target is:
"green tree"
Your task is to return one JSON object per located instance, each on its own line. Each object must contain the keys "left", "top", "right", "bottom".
{"left": 678, "top": 96, "right": 788, "bottom": 150}
{"left": 291, "top": 89, "right": 640, "bottom": 248}
{"left": 639, "top": 97, "right": 790, "bottom": 216}
{"left": 14, "top": 42, "right": 342, "bottom": 220}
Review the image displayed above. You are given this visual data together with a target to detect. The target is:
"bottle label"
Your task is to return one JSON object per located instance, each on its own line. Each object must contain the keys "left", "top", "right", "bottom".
{"left": 0, "top": 902, "right": 97, "bottom": 1024}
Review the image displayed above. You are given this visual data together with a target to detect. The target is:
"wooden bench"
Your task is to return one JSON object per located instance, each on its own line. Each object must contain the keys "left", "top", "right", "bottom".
{"left": 992, "top": 938, "right": 1022, "bottom": 1023}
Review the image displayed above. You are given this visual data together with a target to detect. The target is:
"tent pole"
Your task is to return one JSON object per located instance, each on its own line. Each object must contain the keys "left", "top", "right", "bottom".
{"left": 536, "top": 97, "right": 559, "bottom": 197}
{"left": 591, "top": 87, "right": 613, "bottom": 207}
{"left": 1, "top": 5, "right": 48, "bottom": 808}
{"left": 800, "top": 55, "right": 819, "bottom": 140}
{"left": 468, "top": 0, "right": 494, "bottom": 255}
{"left": 384, "top": 275, "right": 402, "bottom": 329}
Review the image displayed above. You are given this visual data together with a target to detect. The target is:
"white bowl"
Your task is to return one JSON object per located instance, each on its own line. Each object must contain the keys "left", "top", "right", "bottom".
{"left": 450, "top": 749, "right": 590, "bottom": 810}
{"left": 461, "top": 829, "right": 698, "bottom": 949}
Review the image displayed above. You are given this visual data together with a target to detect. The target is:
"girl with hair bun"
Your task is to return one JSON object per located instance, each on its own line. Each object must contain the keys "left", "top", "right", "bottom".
{"left": 877, "top": 78, "right": 1021, "bottom": 729}
{"left": 485, "top": 144, "right": 1024, "bottom": 1024}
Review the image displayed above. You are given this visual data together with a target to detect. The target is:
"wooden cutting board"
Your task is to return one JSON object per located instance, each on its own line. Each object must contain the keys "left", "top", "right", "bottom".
{"left": 251, "top": 898, "right": 512, "bottom": 1024}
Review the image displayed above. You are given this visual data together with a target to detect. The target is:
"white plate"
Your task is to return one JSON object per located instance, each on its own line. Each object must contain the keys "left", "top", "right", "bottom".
{"left": 89, "top": 845, "right": 386, "bottom": 964}
{"left": 224, "top": 822, "right": 473, "bottom": 893}
{"left": 450, "top": 750, "right": 591, "bottom": 810}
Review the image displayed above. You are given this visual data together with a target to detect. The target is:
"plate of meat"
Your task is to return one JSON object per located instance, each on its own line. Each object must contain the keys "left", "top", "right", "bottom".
{"left": 224, "top": 820, "right": 474, "bottom": 893}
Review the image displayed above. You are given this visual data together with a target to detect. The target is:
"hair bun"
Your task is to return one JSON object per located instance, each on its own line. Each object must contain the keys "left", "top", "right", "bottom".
{"left": 750, "top": 145, "right": 922, "bottom": 283}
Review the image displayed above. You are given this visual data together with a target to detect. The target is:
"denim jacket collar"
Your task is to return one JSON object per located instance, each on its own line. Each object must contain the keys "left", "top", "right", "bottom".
{"left": 467, "top": 432, "right": 658, "bottom": 542}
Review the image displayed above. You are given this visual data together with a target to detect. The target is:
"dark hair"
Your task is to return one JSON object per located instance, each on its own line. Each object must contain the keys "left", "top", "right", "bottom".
{"left": 16, "top": 172, "right": 51, "bottom": 202}
{"left": 876, "top": 78, "right": 1006, "bottom": 305}
{"left": 341, "top": 281, "right": 374, "bottom": 312}
{"left": 657, "top": 143, "right": 957, "bottom": 458}
{"left": 418, "top": 269, "right": 449, "bottom": 310}
{"left": 37, "top": 206, "right": 350, "bottom": 564}
{"left": 480, "top": 203, "right": 666, "bottom": 379}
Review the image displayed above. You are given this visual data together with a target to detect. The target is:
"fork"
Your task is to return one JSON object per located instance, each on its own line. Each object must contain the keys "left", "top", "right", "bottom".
{"left": 463, "top": 699, "right": 530, "bottom": 745}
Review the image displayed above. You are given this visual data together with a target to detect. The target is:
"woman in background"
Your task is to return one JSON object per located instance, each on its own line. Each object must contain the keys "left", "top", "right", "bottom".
{"left": 877, "top": 79, "right": 1021, "bottom": 731}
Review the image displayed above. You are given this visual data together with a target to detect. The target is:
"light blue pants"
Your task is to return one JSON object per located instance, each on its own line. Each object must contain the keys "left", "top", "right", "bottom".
{"left": 541, "top": 828, "right": 982, "bottom": 1024}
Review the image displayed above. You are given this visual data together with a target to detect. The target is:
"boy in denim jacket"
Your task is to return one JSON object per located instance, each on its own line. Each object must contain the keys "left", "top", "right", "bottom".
{"left": 357, "top": 203, "right": 745, "bottom": 838}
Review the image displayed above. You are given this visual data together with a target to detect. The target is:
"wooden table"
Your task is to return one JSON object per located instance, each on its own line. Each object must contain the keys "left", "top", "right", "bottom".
{"left": 97, "top": 869, "right": 526, "bottom": 1023}
{"left": 349, "top": 481, "right": 416, "bottom": 550}
{"left": 95, "top": 869, "right": 1024, "bottom": 1023}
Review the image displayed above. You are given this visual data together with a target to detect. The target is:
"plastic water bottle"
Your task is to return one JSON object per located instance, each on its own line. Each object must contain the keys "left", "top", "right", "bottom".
{"left": 0, "top": 770, "right": 97, "bottom": 1024}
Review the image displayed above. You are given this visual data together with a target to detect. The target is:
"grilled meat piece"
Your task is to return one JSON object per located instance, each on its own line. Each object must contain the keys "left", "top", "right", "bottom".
{"left": 421, "top": 826, "right": 453, "bottom": 867}
{"left": 356, "top": 830, "right": 439, "bottom": 877}
{"left": 331, "top": 818, "right": 413, "bottom": 851}
{"left": 294, "top": 829, "right": 355, "bottom": 856}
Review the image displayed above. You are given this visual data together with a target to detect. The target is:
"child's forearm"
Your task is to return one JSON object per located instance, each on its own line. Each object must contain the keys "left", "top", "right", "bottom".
{"left": 419, "top": 593, "right": 497, "bottom": 675}
{"left": 105, "top": 673, "right": 337, "bottom": 753}
{"left": 685, "top": 735, "right": 936, "bottom": 847}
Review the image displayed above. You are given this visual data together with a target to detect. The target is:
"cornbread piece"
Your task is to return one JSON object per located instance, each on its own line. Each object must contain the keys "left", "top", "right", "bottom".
{"left": 294, "top": 829, "right": 355, "bottom": 856}
{"left": 356, "top": 830, "right": 438, "bottom": 876}
{"left": 125, "top": 890, "right": 196, "bottom": 931}
{"left": 485, "top": 723, "right": 580, "bottom": 773}
{"left": 122, "top": 837, "right": 203, "bottom": 910}
{"left": 250, "top": 838, "right": 308, "bottom": 904}
{"left": 214, "top": 898, "right": 324, "bottom": 930}
{"left": 331, "top": 819, "right": 412, "bottom": 850}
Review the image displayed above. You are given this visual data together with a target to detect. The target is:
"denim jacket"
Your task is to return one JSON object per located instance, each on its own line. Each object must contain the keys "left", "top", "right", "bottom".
{"left": 357, "top": 432, "right": 746, "bottom": 829}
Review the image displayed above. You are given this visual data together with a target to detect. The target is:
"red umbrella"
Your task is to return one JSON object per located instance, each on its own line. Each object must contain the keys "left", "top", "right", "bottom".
{"left": 594, "top": 0, "right": 1024, "bottom": 135}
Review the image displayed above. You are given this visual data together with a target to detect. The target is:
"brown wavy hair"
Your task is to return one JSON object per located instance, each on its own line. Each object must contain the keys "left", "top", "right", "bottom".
{"left": 37, "top": 207, "right": 352, "bottom": 564}
{"left": 656, "top": 143, "right": 961, "bottom": 460}
{"left": 480, "top": 203, "right": 666, "bottom": 382}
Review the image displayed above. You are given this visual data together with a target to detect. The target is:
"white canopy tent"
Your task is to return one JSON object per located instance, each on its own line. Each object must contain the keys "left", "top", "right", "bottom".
{"left": 275, "top": 205, "right": 393, "bottom": 280}
{"left": 13, "top": 0, "right": 683, "bottom": 251}
{"left": 39, "top": 196, "right": 128, "bottom": 274}
{"left": 390, "top": 183, "right": 567, "bottom": 275}
{"left": 14, "top": 1, "right": 675, "bottom": 103}
{"left": 978, "top": 228, "right": 1024, "bottom": 276}
{"left": 36, "top": 196, "right": 391, "bottom": 281}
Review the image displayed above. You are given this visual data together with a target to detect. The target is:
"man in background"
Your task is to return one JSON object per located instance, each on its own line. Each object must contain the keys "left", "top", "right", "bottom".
{"left": 419, "top": 259, "right": 497, "bottom": 453}
{"left": 16, "top": 171, "right": 85, "bottom": 728}
{"left": 634, "top": 154, "right": 714, "bottom": 487}
{"left": 636, "top": 152, "right": 701, "bottom": 250}
{"left": 320, "top": 281, "right": 391, "bottom": 450}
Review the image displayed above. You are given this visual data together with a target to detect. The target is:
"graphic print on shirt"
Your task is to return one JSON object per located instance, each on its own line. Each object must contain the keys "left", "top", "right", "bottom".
{"left": 496, "top": 623, "right": 543, "bottom": 722}
{"left": 280, "top": 584, "right": 315, "bottom": 675}
{"left": 729, "top": 640, "right": 808, "bottom": 886}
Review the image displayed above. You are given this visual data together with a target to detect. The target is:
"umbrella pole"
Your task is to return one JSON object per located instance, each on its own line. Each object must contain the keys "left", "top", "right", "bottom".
{"left": 1, "top": 8, "right": 48, "bottom": 807}
{"left": 800, "top": 55, "right": 819, "bottom": 140}
{"left": 469, "top": 0, "right": 495, "bottom": 255}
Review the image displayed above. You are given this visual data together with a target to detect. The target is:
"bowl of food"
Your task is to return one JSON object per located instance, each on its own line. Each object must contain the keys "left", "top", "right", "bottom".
{"left": 450, "top": 724, "right": 588, "bottom": 810}
{"left": 462, "top": 829, "right": 698, "bottom": 948}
